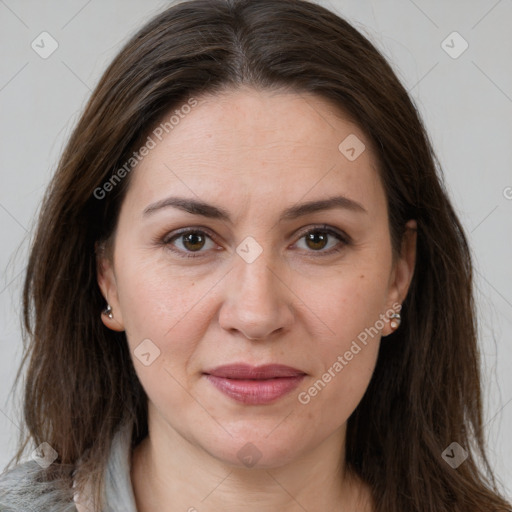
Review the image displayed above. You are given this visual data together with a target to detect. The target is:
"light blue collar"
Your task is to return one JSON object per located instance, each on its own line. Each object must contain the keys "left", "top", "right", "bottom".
{"left": 101, "top": 420, "right": 138, "bottom": 512}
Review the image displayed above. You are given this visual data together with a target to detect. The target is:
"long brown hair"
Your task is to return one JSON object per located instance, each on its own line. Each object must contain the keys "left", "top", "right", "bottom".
{"left": 7, "top": 0, "right": 511, "bottom": 510}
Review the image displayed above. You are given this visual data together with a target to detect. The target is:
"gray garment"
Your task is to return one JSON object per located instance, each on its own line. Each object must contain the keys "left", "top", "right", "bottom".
{"left": 0, "top": 421, "right": 138, "bottom": 512}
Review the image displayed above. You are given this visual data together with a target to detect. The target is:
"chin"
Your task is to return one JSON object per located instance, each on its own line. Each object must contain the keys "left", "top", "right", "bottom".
{"left": 195, "top": 423, "right": 308, "bottom": 470}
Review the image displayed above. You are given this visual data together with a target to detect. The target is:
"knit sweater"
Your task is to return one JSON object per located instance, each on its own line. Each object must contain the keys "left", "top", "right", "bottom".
{"left": 0, "top": 421, "right": 137, "bottom": 512}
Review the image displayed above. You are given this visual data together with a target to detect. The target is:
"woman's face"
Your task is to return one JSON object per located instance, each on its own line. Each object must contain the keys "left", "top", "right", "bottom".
{"left": 98, "top": 87, "right": 416, "bottom": 468}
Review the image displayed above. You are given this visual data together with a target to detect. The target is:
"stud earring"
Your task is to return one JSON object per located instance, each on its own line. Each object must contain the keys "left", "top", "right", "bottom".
{"left": 103, "top": 304, "right": 113, "bottom": 319}
{"left": 389, "top": 312, "right": 401, "bottom": 330}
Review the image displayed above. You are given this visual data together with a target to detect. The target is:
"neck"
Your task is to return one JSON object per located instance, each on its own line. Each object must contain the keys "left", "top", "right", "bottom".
{"left": 131, "top": 409, "right": 373, "bottom": 512}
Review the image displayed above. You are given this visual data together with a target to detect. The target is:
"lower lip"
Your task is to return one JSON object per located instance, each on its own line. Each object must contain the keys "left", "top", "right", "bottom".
{"left": 205, "top": 374, "right": 305, "bottom": 405}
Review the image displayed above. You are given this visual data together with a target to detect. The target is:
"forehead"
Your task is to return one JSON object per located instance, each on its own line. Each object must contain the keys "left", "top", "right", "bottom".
{"left": 124, "top": 87, "right": 386, "bottom": 218}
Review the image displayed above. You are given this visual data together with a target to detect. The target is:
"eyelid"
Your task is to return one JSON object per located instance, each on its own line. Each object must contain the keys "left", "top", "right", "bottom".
{"left": 160, "top": 226, "right": 223, "bottom": 259}
{"left": 161, "top": 225, "right": 219, "bottom": 245}
{"left": 292, "top": 224, "right": 352, "bottom": 245}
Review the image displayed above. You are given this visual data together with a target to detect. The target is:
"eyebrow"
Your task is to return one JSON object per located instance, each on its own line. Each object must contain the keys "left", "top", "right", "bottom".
{"left": 143, "top": 195, "right": 367, "bottom": 221}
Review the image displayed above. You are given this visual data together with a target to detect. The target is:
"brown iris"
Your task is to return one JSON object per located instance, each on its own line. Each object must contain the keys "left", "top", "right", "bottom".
{"left": 305, "top": 231, "right": 328, "bottom": 251}
{"left": 182, "top": 232, "right": 206, "bottom": 251}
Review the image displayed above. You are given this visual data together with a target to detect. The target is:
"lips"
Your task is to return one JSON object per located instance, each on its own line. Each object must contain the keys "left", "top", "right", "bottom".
{"left": 203, "top": 364, "right": 306, "bottom": 405}
{"left": 204, "top": 364, "right": 306, "bottom": 379}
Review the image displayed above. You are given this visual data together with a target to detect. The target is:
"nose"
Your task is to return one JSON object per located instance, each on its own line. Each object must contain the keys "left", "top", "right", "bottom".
{"left": 218, "top": 250, "right": 295, "bottom": 341}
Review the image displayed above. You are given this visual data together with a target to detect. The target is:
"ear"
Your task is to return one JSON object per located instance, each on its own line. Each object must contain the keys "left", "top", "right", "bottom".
{"left": 382, "top": 219, "right": 417, "bottom": 337}
{"left": 95, "top": 241, "right": 125, "bottom": 332}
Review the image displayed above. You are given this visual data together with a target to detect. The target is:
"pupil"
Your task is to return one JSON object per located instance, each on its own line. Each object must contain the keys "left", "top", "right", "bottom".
{"left": 184, "top": 232, "right": 204, "bottom": 251}
{"left": 307, "top": 231, "right": 327, "bottom": 250}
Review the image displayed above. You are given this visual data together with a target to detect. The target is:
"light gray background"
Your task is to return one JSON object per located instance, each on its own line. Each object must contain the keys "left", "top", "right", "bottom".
{"left": 1, "top": 0, "right": 511, "bottom": 498}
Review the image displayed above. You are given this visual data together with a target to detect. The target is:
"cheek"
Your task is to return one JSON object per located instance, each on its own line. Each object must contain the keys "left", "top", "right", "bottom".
{"left": 297, "top": 317, "right": 381, "bottom": 431}
{"left": 115, "top": 247, "right": 205, "bottom": 340}
{"left": 111, "top": 262, "right": 202, "bottom": 406}
{"left": 299, "top": 342, "right": 379, "bottom": 431}
{"left": 116, "top": 261, "right": 205, "bottom": 412}
{"left": 297, "top": 270, "right": 388, "bottom": 412}
{"left": 311, "top": 264, "right": 391, "bottom": 343}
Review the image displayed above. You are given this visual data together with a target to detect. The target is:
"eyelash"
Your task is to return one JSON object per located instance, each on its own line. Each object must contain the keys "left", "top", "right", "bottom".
{"left": 158, "top": 224, "right": 351, "bottom": 259}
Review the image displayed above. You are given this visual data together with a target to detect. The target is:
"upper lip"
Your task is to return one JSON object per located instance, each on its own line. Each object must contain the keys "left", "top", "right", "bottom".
{"left": 204, "top": 364, "right": 306, "bottom": 379}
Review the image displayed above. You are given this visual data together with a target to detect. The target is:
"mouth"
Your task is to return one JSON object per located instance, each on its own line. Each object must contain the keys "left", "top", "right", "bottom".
{"left": 203, "top": 364, "right": 307, "bottom": 405}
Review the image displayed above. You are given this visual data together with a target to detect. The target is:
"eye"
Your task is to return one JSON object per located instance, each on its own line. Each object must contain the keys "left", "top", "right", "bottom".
{"left": 163, "top": 228, "right": 218, "bottom": 258}
{"left": 159, "top": 224, "right": 350, "bottom": 259}
{"left": 293, "top": 225, "right": 349, "bottom": 255}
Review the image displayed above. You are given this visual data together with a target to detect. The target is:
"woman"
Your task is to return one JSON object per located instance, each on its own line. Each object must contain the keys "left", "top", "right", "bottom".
{"left": 0, "top": 0, "right": 510, "bottom": 510}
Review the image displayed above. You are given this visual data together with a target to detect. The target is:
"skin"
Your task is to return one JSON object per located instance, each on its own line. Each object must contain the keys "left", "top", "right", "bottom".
{"left": 96, "top": 87, "right": 417, "bottom": 512}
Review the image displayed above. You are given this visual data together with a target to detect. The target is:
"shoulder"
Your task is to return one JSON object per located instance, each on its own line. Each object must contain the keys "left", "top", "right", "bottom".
{"left": 0, "top": 460, "right": 77, "bottom": 512}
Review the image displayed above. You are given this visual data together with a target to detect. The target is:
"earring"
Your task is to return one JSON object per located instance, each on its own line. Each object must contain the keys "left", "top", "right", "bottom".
{"left": 390, "top": 312, "right": 401, "bottom": 330}
{"left": 103, "top": 304, "right": 113, "bottom": 319}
